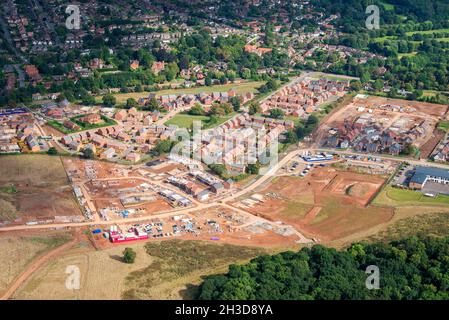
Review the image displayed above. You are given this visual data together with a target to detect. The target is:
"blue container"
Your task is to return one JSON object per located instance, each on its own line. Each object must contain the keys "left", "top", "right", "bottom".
{"left": 92, "top": 229, "right": 102, "bottom": 234}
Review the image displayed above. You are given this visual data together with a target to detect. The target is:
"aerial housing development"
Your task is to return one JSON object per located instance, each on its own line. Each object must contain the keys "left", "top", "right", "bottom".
{"left": 1, "top": 0, "right": 449, "bottom": 304}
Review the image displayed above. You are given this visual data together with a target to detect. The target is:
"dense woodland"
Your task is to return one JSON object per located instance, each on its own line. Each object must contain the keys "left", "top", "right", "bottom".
{"left": 316, "top": 0, "right": 449, "bottom": 95}
{"left": 199, "top": 236, "right": 449, "bottom": 300}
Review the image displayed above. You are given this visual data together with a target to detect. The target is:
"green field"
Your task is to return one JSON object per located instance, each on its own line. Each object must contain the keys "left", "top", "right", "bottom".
{"left": 308, "top": 72, "right": 359, "bottom": 81}
{"left": 405, "top": 28, "right": 449, "bottom": 36}
{"left": 398, "top": 52, "right": 417, "bottom": 59}
{"left": 375, "top": 28, "right": 449, "bottom": 44}
{"left": 380, "top": 1, "right": 395, "bottom": 11}
{"left": 71, "top": 114, "right": 116, "bottom": 130}
{"left": 47, "top": 115, "right": 116, "bottom": 134}
{"left": 438, "top": 120, "right": 449, "bottom": 132}
{"left": 165, "top": 112, "right": 236, "bottom": 129}
{"left": 373, "top": 186, "right": 449, "bottom": 207}
{"left": 96, "top": 81, "right": 264, "bottom": 104}
{"left": 46, "top": 120, "right": 72, "bottom": 134}
{"left": 421, "top": 90, "right": 449, "bottom": 104}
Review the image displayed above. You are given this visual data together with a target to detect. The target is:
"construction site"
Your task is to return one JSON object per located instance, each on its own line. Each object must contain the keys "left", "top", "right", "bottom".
{"left": 235, "top": 164, "right": 394, "bottom": 242}
{"left": 317, "top": 95, "right": 449, "bottom": 158}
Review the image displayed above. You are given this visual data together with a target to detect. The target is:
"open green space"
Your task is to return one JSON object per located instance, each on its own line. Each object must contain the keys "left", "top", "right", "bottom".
{"left": 122, "top": 240, "right": 266, "bottom": 300}
{"left": 369, "top": 212, "right": 449, "bottom": 242}
{"left": 380, "top": 2, "right": 395, "bottom": 11}
{"left": 47, "top": 115, "right": 116, "bottom": 134}
{"left": 165, "top": 112, "right": 236, "bottom": 129}
{"left": 95, "top": 81, "right": 264, "bottom": 104}
{"left": 398, "top": 52, "right": 417, "bottom": 59}
{"left": 405, "top": 28, "right": 449, "bottom": 36}
{"left": 373, "top": 185, "right": 449, "bottom": 207}
{"left": 46, "top": 120, "right": 73, "bottom": 134}
{"left": 438, "top": 120, "right": 449, "bottom": 132}
{"left": 71, "top": 114, "right": 116, "bottom": 130}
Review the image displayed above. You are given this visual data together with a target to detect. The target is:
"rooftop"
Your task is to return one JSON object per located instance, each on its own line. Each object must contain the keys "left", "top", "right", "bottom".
{"left": 410, "top": 166, "right": 449, "bottom": 185}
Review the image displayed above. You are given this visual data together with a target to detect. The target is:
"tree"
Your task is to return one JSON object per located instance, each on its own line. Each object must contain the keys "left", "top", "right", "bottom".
{"left": 306, "top": 114, "right": 318, "bottom": 126}
{"left": 373, "top": 79, "right": 384, "bottom": 92}
{"left": 102, "top": 94, "right": 116, "bottom": 107}
{"left": 125, "top": 98, "right": 138, "bottom": 109}
{"left": 189, "top": 103, "right": 206, "bottom": 116}
{"left": 245, "top": 163, "right": 260, "bottom": 175}
{"left": 248, "top": 102, "right": 261, "bottom": 115}
{"left": 284, "top": 130, "right": 298, "bottom": 144}
{"left": 153, "top": 140, "right": 174, "bottom": 155}
{"left": 56, "top": 93, "right": 66, "bottom": 103}
{"left": 400, "top": 143, "right": 416, "bottom": 156}
{"left": 198, "top": 236, "right": 449, "bottom": 300}
{"left": 47, "top": 147, "right": 58, "bottom": 155}
{"left": 81, "top": 147, "right": 95, "bottom": 159}
{"left": 209, "top": 164, "right": 227, "bottom": 177}
{"left": 123, "top": 247, "right": 136, "bottom": 264}
{"left": 146, "top": 97, "right": 160, "bottom": 111}
{"left": 230, "top": 96, "right": 241, "bottom": 112}
{"left": 210, "top": 103, "right": 233, "bottom": 116}
{"left": 81, "top": 94, "right": 96, "bottom": 106}
{"left": 350, "top": 80, "right": 362, "bottom": 91}
{"left": 268, "top": 108, "right": 284, "bottom": 119}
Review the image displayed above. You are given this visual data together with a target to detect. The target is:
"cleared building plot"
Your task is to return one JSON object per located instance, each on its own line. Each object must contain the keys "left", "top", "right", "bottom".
{"left": 238, "top": 167, "right": 393, "bottom": 242}
{"left": 0, "top": 155, "right": 83, "bottom": 224}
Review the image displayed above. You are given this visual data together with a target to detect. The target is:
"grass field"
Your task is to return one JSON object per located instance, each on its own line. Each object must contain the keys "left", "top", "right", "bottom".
{"left": 0, "top": 155, "right": 68, "bottom": 186}
{"left": 308, "top": 72, "right": 359, "bottom": 81}
{"left": 123, "top": 240, "right": 266, "bottom": 300}
{"left": 0, "top": 232, "right": 71, "bottom": 296}
{"left": 398, "top": 52, "right": 417, "bottom": 59}
{"left": 47, "top": 115, "right": 116, "bottom": 134}
{"left": 46, "top": 120, "right": 73, "bottom": 134}
{"left": 13, "top": 239, "right": 266, "bottom": 300}
{"left": 165, "top": 114, "right": 210, "bottom": 128}
{"left": 13, "top": 240, "right": 150, "bottom": 300}
{"left": 71, "top": 115, "right": 116, "bottom": 130}
{"left": 96, "top": 81, "right": 265, "bottom": 104}
{"left": 438, "top": 120, "right": 449, "bottom": 132}
{"left": 375, "top": 35, "right": 449, "bottom": 44}
{"left": 368, "top": 212, "right": 449, "bottom": 242}
{"left": 405, "top": 28, "right": 449, "bottom": 36}
{"left": 373, "top": 186, "right": 449, "bottom": 207}
{"left": 381, "top": 2, "right": 395, "bottom": 11}
{"left": 165, "top": 112, "right": 236, "bottom": 129}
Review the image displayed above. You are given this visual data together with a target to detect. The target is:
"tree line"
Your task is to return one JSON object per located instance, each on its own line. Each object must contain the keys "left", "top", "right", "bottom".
{"left": 199, "top": 236, "right": 449, "bottom": 300}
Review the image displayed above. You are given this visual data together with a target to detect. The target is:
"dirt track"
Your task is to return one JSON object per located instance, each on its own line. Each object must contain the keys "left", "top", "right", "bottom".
{"left": 0, "top": 236, "right": 78, "bottom": 300}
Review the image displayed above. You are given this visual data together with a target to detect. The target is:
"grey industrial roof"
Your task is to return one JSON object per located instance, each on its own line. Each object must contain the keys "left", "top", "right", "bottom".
{"left": 410, "top": 166, "right": 449, "bottom": 185}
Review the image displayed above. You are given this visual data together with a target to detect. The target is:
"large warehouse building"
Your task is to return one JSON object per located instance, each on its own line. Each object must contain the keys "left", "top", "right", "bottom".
{"left": 409, "top": 166, "right": 449, "bottom": 195}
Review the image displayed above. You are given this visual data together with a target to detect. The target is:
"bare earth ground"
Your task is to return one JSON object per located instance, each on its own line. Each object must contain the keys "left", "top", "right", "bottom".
{"left": 0, "top": 155, "right": 82, "bottom": 222}
{"left": 419, "top": 129, "right": 446, "bottom": 160}
{"left": 354, "top": 96, "right": 448, "bottom": 117}
{"left": 314, "top": 95, "right": 449, "bottom": 153}
{"left": 242, "top": 168, "right": 393, "bottom": 242}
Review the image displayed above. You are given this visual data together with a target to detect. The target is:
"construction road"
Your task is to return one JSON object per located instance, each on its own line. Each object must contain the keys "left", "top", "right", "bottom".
{"left": 0, "top": 147, "right": 311, "bottom": 241}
